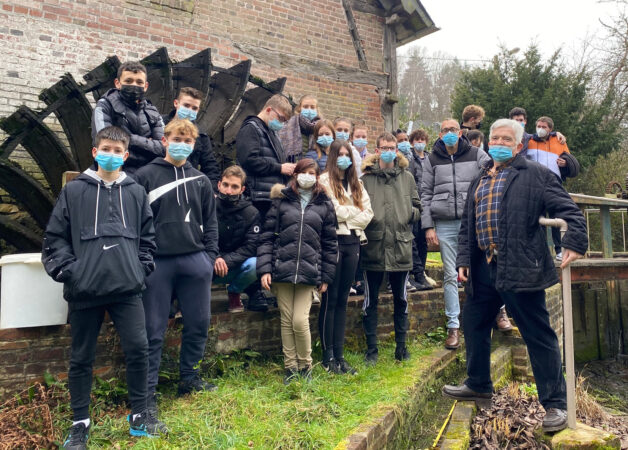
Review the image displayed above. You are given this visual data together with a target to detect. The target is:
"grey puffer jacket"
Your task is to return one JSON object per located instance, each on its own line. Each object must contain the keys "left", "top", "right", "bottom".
{"left": 421, "top": 136, "right": 490, "bottom": 228}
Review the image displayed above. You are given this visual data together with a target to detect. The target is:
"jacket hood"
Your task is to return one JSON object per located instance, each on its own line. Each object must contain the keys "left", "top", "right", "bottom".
{"left": 78, "top": 168, "right": 135, "bottom": 186}
{"left": 361, "top": 152, "right": 409, "bottom": 173}
{"left": 146, "top": 157, "right": 194, "bottom": 171}
{"left": 432, "top": 134, "right": 474, "bottom": 158}
{"left": 217, "top": 195, "right": 253, "bottom": 213}
{"left": 270, "top": 183, "right": 330, "bottom": 203}
{"left": 242, "top": 115, "right": 269, "bottom": 130}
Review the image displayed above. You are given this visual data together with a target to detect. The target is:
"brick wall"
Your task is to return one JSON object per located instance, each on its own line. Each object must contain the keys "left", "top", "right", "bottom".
{"left": 0, "top": 0, "right": 389, "bottom": 185}
{"left": 0, "top": 287, "right": 457, "bottom": 399}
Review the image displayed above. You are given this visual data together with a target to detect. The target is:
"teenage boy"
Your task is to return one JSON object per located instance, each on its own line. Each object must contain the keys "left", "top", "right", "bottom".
{"left": 360, "top": 132, "right": 422, "bottom": 364}
{"left": 91, "top": 61, "right": 165, "bottom": 174}
{"left": 408, "top": 129, "right": 432, "bottom": 291}
{"left": 163, "top": 86, "right": 221, "bottom": 190}
{"left": 134, "top": 119, "right": 218, "bottom": 412}
{"left": 213, "top": 165, "right": 262, "bottom": 312}
{"left": 42, "top": 126, "right": 167, "bottom": 450}
{"left": 235, "top": 94, "right": 295, "bottom": 220}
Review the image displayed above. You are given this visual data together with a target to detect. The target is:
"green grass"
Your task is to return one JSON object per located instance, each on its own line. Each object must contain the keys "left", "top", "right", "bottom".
{"left": 54, "top": 338, "right": 445, "bottom": 449}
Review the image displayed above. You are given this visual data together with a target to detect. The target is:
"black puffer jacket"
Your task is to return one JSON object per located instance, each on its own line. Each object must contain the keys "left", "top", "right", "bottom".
{"left": 236, "top": 116, "right": 287, "bottom": 203}
{"left": 91, "top": 89, "right": 165, "bottom": 173}
{"left": 163, "top": 109, "right": 221, "bottom": 190}
{"left": 457, "top": 154, "right": 588, "bottom": 294}
{"left": 257, "top": 184, "right": 338, "bottom": 286}
{"left": 216, "top": 196, "right": 260, "bottom": 269}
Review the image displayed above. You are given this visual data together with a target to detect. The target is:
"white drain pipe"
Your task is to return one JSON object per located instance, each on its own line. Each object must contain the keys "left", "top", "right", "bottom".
{"left": 539, "top": 217, "right": 576, "bottom": 429}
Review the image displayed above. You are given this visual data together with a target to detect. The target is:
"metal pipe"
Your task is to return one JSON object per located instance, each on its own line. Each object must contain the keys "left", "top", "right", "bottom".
{"left": 538, "top": 216, "right": 576, "bottom": 429}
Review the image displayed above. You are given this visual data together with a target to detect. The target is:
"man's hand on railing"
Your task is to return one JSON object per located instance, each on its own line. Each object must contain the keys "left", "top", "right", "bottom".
{"left": 560, "top": 249, "right": 583, "bottom": 269}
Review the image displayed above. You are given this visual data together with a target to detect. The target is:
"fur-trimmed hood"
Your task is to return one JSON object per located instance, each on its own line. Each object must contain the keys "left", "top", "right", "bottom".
{"left": 269, "top": 183, "right": 330, "bottom": 203}
{"left": 361, "top": 152, "right": 409, "bottom": 174}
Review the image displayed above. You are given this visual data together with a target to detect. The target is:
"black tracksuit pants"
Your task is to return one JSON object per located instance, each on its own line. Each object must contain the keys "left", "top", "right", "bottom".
{"left": 412, "top": 219, "right": 428, "bottom": 277}
{"left": 68, "top": 295, "right": 148, "bottom": 420}
{"left": 463, "top": 253, "right": 566, "bottom": 409}
{"left": 143, "top": 251, "right": 213, "bottom": 395}
{"left": 318, "top": 238, "right": 360, "bottom": 361}
{"left": 362, "top": 270, "right": 410, "bottom": 349}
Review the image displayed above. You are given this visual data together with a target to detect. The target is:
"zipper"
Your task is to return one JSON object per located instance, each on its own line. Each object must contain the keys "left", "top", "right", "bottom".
{"left": 451, "top": 154, "right": 458, "bottom": 219}
{"left": 294, "top": 207, "right": 305, "bottom": 283}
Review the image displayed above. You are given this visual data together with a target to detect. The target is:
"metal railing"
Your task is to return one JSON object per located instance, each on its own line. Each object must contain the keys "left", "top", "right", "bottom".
{"left": 570, "top": 193, "right": 628, "bottom": 258}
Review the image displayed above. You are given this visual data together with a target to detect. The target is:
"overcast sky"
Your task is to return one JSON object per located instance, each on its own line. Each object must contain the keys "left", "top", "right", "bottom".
{"left": 399, "top": 0, "right": 620, "bottom": 64}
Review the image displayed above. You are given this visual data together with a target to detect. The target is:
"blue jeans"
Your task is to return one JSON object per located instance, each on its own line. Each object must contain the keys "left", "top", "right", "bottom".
{"left": 213, "top": 257, "right": 257, "bottom": 293}
{"left": 435, "top": 219, "right": 461, "bottom": 329}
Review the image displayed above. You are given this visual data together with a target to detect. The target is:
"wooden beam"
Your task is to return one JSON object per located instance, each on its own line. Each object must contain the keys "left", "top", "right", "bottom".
{"left": 351, "top": 0, "right": 385, "bottom": 17}
{"left": 231, "top": 43, "right": 388, "bottom": 89}
{"left": 381, "top": 24, "right": 398, "bottom": 130}
{"left": 342, "top": 0, "right": 369, "bottom": 71}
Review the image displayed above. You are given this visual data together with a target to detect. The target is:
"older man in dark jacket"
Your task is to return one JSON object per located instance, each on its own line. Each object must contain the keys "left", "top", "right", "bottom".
{"left": 442, "top": 119, "right": 587, "bottom": 433}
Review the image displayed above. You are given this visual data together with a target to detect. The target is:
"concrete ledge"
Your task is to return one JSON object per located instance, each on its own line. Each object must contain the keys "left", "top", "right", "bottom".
{"left": 336, "top": 346, "right": 464, "bottom": 450}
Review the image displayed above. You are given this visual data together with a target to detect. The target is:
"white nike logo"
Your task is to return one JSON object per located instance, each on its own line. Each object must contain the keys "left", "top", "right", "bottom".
{"left": 185, "top": 208, "right": 191, "bottom": 222}
{"left": 103, "top": 244, "right": 119, "bottom": 250}
{"left": 148, "top": 176, "right": 203, "bottom": 204}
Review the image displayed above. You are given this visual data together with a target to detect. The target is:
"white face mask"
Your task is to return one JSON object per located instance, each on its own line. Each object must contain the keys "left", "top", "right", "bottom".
{"left": 297, "top": 173, "right": 316, "bottom": 189}
{"left": 536, "top": 128, "right": 548, "bottom": 138}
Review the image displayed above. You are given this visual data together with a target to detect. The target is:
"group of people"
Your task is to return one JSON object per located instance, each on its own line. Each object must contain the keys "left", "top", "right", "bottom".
{"left": 41, "top": 60, "right": 588, "bottom": 449}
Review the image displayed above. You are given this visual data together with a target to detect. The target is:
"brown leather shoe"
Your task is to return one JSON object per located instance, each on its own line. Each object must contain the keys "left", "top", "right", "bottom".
{"left": 495, "top": 307, "right": 513, "bottom": 331}
{"left": 445, "top": 328, "right": 460, "bottom": 349}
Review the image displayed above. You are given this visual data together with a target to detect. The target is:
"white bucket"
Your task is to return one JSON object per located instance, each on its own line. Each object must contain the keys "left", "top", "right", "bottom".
{"left": 0, "top": 253, "right": 67, "bottom": 329}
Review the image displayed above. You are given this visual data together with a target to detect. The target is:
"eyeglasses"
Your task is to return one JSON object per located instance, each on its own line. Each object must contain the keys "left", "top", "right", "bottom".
{"left": 272, "top": 108, "right": 287, "bottom": 123}
{"left": 378, "top": 146, "right": 396, "bottom": 151}
{"left": 441, "top": 127, "right": 460, "bottom": 133}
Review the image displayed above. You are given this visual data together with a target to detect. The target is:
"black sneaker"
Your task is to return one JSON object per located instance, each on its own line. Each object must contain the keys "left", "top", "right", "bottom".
{"left": 177, "top": 375, "right": 218, "bottom": 396}
{"left": 414, "top": 273, "right": 433, "bottom": 291}
{"left": 322, "top": 358, "right": 339, "bottom": 373}
{"left": 353, "top": 283, "right": 365, "bottom": 296}
{"left": 247, "top": 291, "right": 269, "bottom": 312}
{"left": 407, "top": 278, "right": 424, "bottom": 291}
{"left": 62, "top": 422, "right": 89, "bottom": 450}
{"left": 336, "top": 358, "right": 358, "bottom": 375}
{"left": 299, "top": 367, "right": 313, "bottom": 382}
{"left": 283, "top": 368, "right": 298, "bottom": 385}
{"left": 147, "top": 392, "right": 158, "bottom": 417}
{"left": 128, "top": 410, "right": 168, "bottom": 437}
{"left": 395, "top": 345, "right": 411, "bottom": 361}
{"left": 365, "top": 347, "right": 378, "bottom": 365}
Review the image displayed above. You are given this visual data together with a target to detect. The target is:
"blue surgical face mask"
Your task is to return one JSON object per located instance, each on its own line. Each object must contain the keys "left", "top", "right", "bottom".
{"left": 95, "top": 151, "right": 124, "bottom": 171}
{"left": 397, "top": 141, "right": 412, "bottom": 155}
{"left": 336, "top": 131, "right": 350, "bottom": 141}
{"left": 353, "top": 138, "right": 367, "bottom": 149}
{"left": 177, "top": 106, "right": 197, "bottom": 121}
{"left": 380, "top": 150, "right": 397, "bottom": 163}
{"left": 488, "top": 145, "right": 514, "bottom": 162}
{"left": 317, "top": 135, "right": 334, "bottom": 147}
{"left": 300, "top": 108, "right": 317, "bottom": 121}
{"left": 337, "top": 155, "right": 352, "bottom": 170}
{"left": 414, "top": 142, "right": 426, "bottom": 152}
{"left": 519, "top": 121, "right": 525, "bottom": 128}
{"left": 268, "top": 118, "right": 284, "bottom": 131}
{"left": 168, "top": 142, "right": 194, "bottom": 161}
{"left": 442, "top": 132, "right": 459, "bottom": 147}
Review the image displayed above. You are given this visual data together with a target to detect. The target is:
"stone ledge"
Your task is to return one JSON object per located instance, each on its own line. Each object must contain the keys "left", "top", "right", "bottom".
{"left": 337, "top": 346, "right": 464, "bottom": 450}
{"left": 536, "top": 422, "right": 620, "bottom": 449}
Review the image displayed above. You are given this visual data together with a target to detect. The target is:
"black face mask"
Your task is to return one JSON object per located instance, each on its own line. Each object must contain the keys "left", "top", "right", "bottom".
{"left": 119, "top": 84, "right": 145, "bottom": 106}
{"left": 476, "top": 120, "right": 483, "bottom": 130}
{"left": 217, "top": 192, "right": 241, "bottom": 203}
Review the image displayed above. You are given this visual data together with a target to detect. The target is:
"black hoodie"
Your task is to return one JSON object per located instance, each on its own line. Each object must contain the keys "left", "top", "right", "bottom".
{"left": 42, "top": 170, "right": 156, "bottom": 308}
{"left": 216, "top": 196, "right": 260, "bottom": 269}
{"left": 134, "top": 158, "right": 218, "bottom": 260}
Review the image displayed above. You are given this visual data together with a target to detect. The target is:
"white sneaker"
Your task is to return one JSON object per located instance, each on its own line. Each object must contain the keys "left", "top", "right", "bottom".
{"left": 349, "top": 287, "right": 357, "bottom": 295}
{"left": 406, "top": 280, "right": 417, "bottom": 292}
{"left": 555, "top": 252, "right": 563, "bottom": 261}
